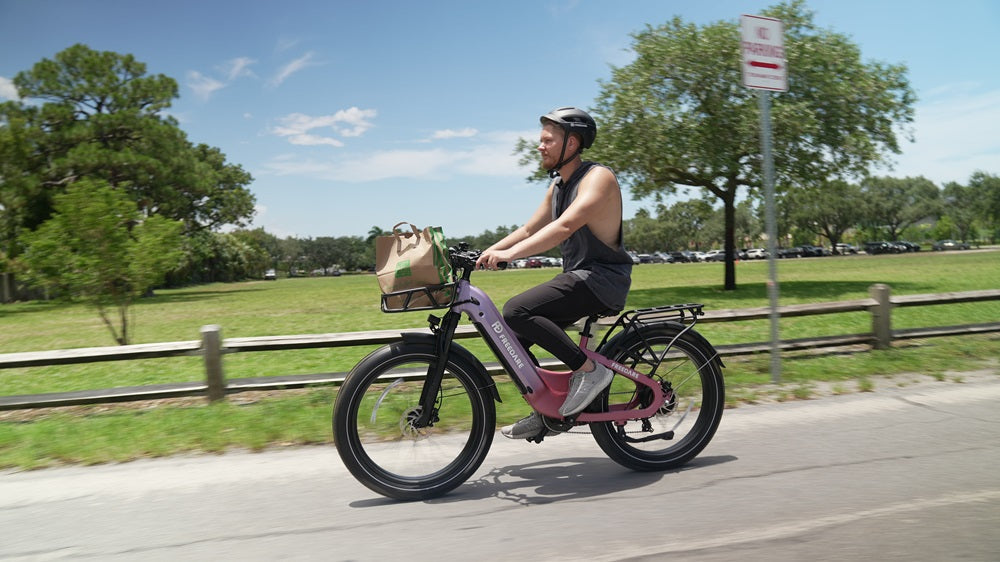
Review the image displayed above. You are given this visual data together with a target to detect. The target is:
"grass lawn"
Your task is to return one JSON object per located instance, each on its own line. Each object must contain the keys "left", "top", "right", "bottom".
{"left": 1, "top": 249, "right": 998, "bottom": 468}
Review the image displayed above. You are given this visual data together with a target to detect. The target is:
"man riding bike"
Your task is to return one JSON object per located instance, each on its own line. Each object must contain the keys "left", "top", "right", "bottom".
{"left": 476, "top": 107, "right": 633, "bottom": 439}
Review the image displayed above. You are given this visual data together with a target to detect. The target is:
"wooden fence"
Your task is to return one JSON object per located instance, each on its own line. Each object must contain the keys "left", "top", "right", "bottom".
{"left": 2, "top": 285, "right": 999, "bottom": 410}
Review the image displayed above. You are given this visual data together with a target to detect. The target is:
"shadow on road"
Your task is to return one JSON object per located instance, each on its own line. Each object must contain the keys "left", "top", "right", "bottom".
{"left": 348, "top": 454, "right": 737, "bottom": 507}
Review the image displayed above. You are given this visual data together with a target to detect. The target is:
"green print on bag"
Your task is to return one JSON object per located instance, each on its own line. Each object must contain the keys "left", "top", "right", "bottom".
{"left": 395, "top": 260, "right": 412, "bottom": 279}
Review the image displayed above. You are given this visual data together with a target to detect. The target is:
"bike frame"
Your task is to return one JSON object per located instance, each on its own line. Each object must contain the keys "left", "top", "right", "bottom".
{"left": 425, "top": 276, "right": 668, "bottom": 425}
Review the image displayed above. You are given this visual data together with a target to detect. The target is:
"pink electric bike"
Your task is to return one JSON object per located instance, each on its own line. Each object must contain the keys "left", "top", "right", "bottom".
{"left": 333, "top": 244, "right": 725, "bottom": 500}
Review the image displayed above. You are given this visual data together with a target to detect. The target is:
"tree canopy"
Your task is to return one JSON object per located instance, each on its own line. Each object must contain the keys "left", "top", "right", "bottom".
{"left": 519, "top": 0, "right": 916, "bottom": 289}
{"left": 0, "top": 44, "right": 255, "bottom": 248}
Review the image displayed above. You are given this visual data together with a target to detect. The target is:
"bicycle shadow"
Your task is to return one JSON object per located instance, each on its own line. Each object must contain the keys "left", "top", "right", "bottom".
{"left": 349, "top": 454, "right": 736, "bottom": 507}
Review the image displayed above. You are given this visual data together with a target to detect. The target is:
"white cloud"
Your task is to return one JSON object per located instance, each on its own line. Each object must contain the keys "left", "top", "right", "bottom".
{"left": 259, "top": 129, "right": 528, "bottom": 182}
{"left": 270, "top": 108, "right": 376, "bottom": 147}
{"left": 0, "top": 76, "right": 20, "bottom": 101}
{"left": 287, "top": 134, "right": 345, "bottom": 147}
{"left": 270, "top": 51, "right": 317, "bottom": 87}
{"left": 222, "top": 57, "right": 257, "bottom": 81}
{"left": 891, "top": 86, "right": 1000, "bottom": 184}
{"left": 431, "top": 128, "right": 478, "bottom": 140}
{"left": 186, "top": 57, "right": 258, "bottom": 102}
{"left": 187, "top": 71, "right": 225, "bottom": 101}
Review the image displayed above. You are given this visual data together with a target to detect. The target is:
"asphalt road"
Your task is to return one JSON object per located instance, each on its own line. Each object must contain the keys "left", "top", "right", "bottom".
{"left": 3, "top": 375, "right": 999, "bottom": 561}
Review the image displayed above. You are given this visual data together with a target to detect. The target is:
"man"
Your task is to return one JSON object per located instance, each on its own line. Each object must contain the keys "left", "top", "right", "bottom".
{"left": 476, "top": 107, "right": 633, "bottom": 440}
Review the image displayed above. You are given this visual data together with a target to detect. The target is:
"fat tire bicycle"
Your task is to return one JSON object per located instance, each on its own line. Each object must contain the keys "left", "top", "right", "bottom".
{"left": 333, "top": 245, "right": 725, "bottom": 500}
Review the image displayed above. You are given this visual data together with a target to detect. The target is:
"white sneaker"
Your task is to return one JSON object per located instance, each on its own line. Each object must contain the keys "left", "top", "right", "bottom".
{"left": 559, "top": 363, "right": 614, "bottom": 417}
{"left": 501, "top": 411, "right": 561, "bottom": 440}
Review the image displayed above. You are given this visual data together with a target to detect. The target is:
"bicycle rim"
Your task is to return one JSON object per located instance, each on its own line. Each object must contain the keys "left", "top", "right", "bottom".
{"left": 591, "top": 327, "right": 724, "bottom": 470}
{"left": 334, "top": 347, "right": 494, "bottom": 500}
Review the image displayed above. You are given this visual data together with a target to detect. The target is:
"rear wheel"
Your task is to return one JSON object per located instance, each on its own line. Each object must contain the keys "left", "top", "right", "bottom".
{"left": 333, "top": 342, "right": 496, "bottom": 500}
{"left": 590, "top": 325, "right": 724, "bottom": 471}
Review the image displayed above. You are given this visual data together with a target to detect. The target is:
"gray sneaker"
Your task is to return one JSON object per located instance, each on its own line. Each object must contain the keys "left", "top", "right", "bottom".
{"left": 559, "top": 363, "right": 614, "bottom": 417}
{"left": 501, "top": 411, "right": 561, "bottom": 440}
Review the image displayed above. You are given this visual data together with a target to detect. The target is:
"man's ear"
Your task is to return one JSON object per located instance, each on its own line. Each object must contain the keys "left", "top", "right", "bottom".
{"left": 567, "top": 133, "right": 580, "bottom": 154}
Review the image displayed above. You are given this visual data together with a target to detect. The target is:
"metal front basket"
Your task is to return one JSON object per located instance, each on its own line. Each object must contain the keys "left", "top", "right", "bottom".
{"left": 380, "top": 283, "right": 458, "bottom": 313}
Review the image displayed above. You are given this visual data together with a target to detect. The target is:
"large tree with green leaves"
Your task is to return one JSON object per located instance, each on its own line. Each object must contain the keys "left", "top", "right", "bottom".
{"left": 969, "top": 171, "right": 1000, "bottom": 243}
{"left": 570, "top": 1, "right": 915, "bottom": 289}
{"left": 785, "top": 179, "right": 864, "bottom": 249}
{"left": 860, "top": 176, "right": 940, "bottom": 241}
{"left": 940, "top": 180, "right": 980, "bottom": 242}
{"left": 20, "top": 180, "right": 183, "bottom": 344}
{"left": 1, "top": 44, "right": 255, "bottom": 248}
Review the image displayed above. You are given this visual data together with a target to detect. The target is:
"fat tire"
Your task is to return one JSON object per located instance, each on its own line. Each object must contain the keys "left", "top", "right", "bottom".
{"left": 333, "top": 341, "right": 495, "bottom": 500}
{"left": 590, "top": 325, "right": 724, "bottom": 471}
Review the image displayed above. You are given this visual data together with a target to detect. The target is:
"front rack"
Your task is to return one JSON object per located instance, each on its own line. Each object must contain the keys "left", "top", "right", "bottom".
{"left": 381, "top": 283, "right": 458, "bottom": 313}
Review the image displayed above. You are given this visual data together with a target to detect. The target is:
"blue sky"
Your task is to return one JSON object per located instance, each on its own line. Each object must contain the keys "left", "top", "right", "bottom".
{"left": 1, "top": 0, "right": 998, "bottom": 239}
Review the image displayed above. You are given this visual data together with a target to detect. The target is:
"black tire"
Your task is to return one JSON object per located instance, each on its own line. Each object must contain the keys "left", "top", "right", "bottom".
{"left": 590, "top": 325, "right": 724, "bottom": 471}
{"left": 332, "top": 341, "right": 496, "bottom": 501}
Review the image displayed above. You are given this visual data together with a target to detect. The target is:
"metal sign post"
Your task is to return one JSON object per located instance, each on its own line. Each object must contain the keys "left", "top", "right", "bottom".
{"left": 741, "top": 14, "right": 787, "bottom": 383}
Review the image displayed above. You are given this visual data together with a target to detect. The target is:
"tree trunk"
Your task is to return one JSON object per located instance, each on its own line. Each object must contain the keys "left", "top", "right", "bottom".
{"left": 723, "top": 191, "right": 737, "bottom": 290}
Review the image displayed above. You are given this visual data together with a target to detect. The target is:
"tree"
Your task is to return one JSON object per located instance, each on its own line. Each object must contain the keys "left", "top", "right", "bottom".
{"left": 20, "top": 180, "right": 183, "bottom": 344}
{"left": 580, "top": 1, "right": 914, "bottom": 289}
{"left": 658, "top": 199, "right": 718, "bottom": 251}
{"left": 940, "top": 180, "right": 979, "bottom": 242}
{"left": 861, "top": 176, "right": 939, "bottom": 241}
{"left": 785, "top": 179, "right": 864, "bottom": 250}
{"left": 1, "top": 44, "right": 255, "bottom": 258}
{"left": 969, "top": 171, "right": 1000, "bottom": 243}
{"left": 623, "top": 209, "right": 666, "bottom": 252}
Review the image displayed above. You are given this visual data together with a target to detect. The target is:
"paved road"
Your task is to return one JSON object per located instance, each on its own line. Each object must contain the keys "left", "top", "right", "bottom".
{"left": 3, "top": 376, "right": 999, "bottom": 561}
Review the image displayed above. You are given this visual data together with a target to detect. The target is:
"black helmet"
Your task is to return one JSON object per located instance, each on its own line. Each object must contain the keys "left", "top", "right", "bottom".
{"left": 540, "top": 106, "right": 597, "bottom": 149}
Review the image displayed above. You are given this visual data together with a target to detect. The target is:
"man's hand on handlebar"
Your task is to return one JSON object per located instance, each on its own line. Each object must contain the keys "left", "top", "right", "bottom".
{"left": 475, "top": 248, "right": 512, "bottom": 270}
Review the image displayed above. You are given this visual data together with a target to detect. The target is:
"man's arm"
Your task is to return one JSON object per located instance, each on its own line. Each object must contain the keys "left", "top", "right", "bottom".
{"left": 477, "top": 167, "right": 620, "bottom": 268}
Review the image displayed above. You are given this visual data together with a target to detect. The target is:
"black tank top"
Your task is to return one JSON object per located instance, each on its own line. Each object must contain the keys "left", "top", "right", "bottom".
{"left": 551, "top": 161, "right": 633, "bottom": 312}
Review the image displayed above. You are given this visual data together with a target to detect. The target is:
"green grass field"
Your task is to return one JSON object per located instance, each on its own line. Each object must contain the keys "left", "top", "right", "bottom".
{"left": 1, "top": 249, "right": 998, "bottom": 468}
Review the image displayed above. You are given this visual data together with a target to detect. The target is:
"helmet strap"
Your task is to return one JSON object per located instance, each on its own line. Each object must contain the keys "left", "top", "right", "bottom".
{"left": 546, "top": 130, "right": 579, "bottom": 178}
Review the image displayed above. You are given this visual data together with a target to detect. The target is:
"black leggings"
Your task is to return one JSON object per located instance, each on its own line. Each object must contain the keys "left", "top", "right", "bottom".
{"left": 502, "top": 272, "right": 608, "bottom": 371}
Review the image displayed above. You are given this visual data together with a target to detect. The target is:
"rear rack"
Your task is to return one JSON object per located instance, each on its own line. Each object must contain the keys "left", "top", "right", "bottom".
{"left": 596, "top": 303, "right": 704, "bottom": 350}
{"left": 381, "top": 283, "right": 458, "bottom": 313}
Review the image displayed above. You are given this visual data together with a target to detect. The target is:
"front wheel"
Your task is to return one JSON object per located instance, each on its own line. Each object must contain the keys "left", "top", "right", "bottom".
{"left": 333, "top": 341, "right": 496, "bottom": 501}
{"left": 591, "top": 325, "right": 724, "bottom": 471}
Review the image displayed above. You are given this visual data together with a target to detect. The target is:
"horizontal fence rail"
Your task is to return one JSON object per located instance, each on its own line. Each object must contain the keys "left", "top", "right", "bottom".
{"left": 2, "top": 286, "right": 999, "bottom": 410}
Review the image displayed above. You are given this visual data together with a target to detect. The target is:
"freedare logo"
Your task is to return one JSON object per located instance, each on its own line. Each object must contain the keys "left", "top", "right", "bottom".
{"left": 611, "top": 361, "right": 641, "bottom": 381}
{"left": 491, "top": 321, "right": 525, "bottom": 369}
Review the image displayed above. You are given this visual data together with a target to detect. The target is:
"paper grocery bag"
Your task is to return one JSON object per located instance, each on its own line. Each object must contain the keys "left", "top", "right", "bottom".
{"left": 375, "top": 222, "right": 453, "bottom": 310}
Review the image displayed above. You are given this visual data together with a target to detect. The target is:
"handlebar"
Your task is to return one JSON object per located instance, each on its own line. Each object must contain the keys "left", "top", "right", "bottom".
{"left": 448, "top": 243, "right": 506, "bottom": 278}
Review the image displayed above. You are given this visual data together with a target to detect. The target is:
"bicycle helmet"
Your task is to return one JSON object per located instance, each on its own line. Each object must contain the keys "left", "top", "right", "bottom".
{"left": 540, "top": 106, "right": 597, "bottom": 177}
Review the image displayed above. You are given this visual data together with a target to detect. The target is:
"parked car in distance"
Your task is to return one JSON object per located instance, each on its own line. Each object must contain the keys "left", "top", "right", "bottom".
{"left": 932, "top": 239, "right": 970, "bottom": 251}
{"left": 863, "top": 241, "right": 897, "bottom": 255}
{"left": 777, "top": 247, "right": 802, "bottom": 258}
{"left": 798, "top": 245, "right": 825, "bottom": 257}
{"left": 746, "top": 248, "right": 768, "bottom": 259}
{"left": 669, "top": 251, "right": 694, "bottom": 263}
{"left": 264, "top": 268, "right": 277, "bottom": 280}
{"left": 652, "top": 252, "right": 675, "bottom": 263}
{"left": 896, "top": 241, "right": 921, "bottom": 252}
{"left": 525, "top": 256, "right": 545, "bottom": 268}
{"left": 627, "top": 251, "right": 641, "bottom": 264}
{"left": 834, "top": 243, "right": 858, "bottom": 255}
{"left": 702, "top": 249, "right": 725, "bottom": 262}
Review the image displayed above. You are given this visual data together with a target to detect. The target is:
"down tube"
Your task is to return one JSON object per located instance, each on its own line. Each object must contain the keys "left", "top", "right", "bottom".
{"left": 452, "top": 284, "right": 549, "bottom": 395}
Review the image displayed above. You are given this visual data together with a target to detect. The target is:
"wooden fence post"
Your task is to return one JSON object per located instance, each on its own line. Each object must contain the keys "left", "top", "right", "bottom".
{"left": 869, "top": 284, "right": 892, "bottom": 350}
{"left": 201, "top": 325, "right": 226, "bottom": 402}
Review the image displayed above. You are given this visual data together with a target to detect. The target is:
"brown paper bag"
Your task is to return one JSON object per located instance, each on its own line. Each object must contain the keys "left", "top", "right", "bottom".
{"left": 375, "top": 222, "right": 453, "bottom": 310}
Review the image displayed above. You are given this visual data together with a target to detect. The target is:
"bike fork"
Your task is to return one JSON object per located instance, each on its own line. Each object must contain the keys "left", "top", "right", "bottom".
{"left": 414, "top": 310, "right": 461, "bottom": 428}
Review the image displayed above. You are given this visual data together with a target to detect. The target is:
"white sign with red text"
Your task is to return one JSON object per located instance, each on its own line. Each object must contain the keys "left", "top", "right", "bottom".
{"left": 741, "top": 15, "right": 787, "bottom": 92}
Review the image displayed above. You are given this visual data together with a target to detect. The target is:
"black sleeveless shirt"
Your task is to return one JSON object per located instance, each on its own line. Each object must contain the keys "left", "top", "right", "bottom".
{"left": 551, "top": 161, "right": 633, "bottom": 312}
